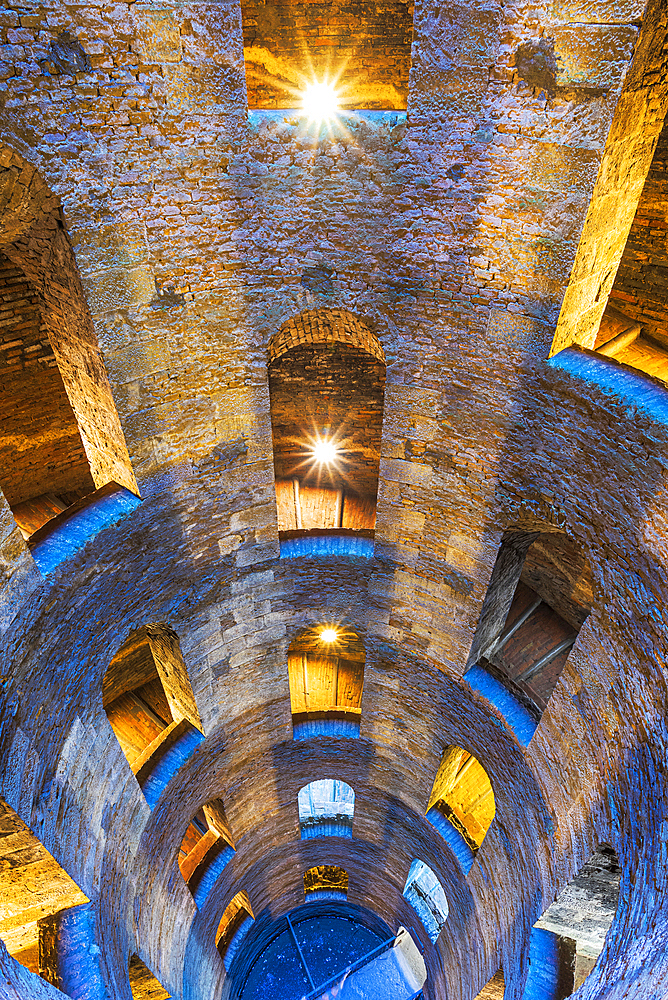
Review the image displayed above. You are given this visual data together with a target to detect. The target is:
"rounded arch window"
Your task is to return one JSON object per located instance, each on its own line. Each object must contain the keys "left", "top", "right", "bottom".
{"left": 268, "top": 309, "right": 386, "bottom": 538}
{"left": 427, "top": 746, "right": 495, "bottom": 869}
{"left": 287, "top": 624, "right": 365, "bottom": 739}
{"left": 403, "top": 860, "right": 449, "bottom": 944}
{"left": 303, "top": 865, "right": 348, "bottom": 902}
{"left": 298, "top": 779, "right": 355, "bottom": 838}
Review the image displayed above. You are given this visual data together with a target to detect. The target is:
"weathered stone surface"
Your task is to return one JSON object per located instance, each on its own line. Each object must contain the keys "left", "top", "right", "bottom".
{"left": 0, "top": 3, "right": 666, "bottom": 1000}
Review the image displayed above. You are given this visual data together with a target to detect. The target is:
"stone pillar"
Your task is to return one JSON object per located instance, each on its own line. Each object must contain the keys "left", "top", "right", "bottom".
{"left": 38, "top": 904, "right": 110, "bottom": 1000}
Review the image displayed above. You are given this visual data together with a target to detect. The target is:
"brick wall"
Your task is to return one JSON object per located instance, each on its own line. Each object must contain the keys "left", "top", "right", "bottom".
{"left": 102, "top": 631, "right": 160, "bottom": 708}
{"left": 269, "top": 342, "right": 385, "bottom": 497}
{"left": 609, "top": 115, "right": 668, "bottom": 347}
{"left": 242, "top": 0, "right": 413, "bottom": 108}
{"left": 521, "top": 533, "right": 592, "bottom": 631}
{"left": 0, "top": 254, "right": 94, "bottom": 507}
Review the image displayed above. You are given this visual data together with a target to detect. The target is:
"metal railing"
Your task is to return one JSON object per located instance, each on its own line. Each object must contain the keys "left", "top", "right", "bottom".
{"left": 301, "top": 929, "right": 397, "bottom": 999}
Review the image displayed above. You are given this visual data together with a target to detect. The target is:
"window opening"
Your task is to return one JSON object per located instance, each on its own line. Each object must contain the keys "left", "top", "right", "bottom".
{"left": 402, "top": 860, "right": 448, "bottom": 945}
{"left": 241, "top": 0, "right": 414, "bottom": 110}
{"left": 0, "top": 252, "right": 95, "bottom": 538}
{"left": 129, "top": 955, "right": 171, "bottom": 999}
{"left": 532, "top": 845, "right": 621, "bottom": 997}
{"left": 303, "top": 865, "right": 348, "bottom": 901}
{"left": 601, "top": 111, "right": 668, "bottom": 381}
{"left": 103, "top": 625, "right": 204, "bottom": 807}
{"left": 179, "top": 799, "right": 236, "bottom": 908}
{"left": 593, "top": 116, "right": 668, "bottom": 386}
{"left": 216, "top": 892, "right": 255, "bottom": 972}
{"left": 287, "top": 624, "right": 364, "bottom": 738}
{"left": 0, "top": 239, "right": 136, "bottom": 548}
{"left": 298, "top": 779, "right": 354, "bottom": 838}
{"left": 426, "top": 746, "right": 495, "bottom": 869}
{"left": 548, "top": 18, "right": 668, "bottom": 360}
{"left": 269, "top": 310, "right": 385, "bottom": 541}
{"left": 0, "top": 797, "right": 88, "bottom": 984}
{"left": 468, "top": 531, "right": 592, "bottom": 723}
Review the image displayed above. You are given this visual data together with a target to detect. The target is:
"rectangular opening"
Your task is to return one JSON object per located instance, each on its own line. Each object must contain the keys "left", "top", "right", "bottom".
{"left": 129, "top": 954, "right": 171, "bottom": 999}
{"left": 592, "top": 116, "right": 668, "bottom": 383}
{"left": 0, "top": 254, "right": 95, "bottom": 539}
{"left": 242, "top": 0, "right": 414, "bottom": 109}
{"left": 104, "top": 625, "right": 203, "bottom": 773}
{"left": 0, "top": 798, "right": 88, "bottom": 979}
{"left": 179, "top": 800, "right": 235, "bottom": 908}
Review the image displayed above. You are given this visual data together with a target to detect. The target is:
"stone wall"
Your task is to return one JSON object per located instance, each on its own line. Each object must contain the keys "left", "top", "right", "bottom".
{"left": 0, "top": 4, "right": 666, "bottom": 1000}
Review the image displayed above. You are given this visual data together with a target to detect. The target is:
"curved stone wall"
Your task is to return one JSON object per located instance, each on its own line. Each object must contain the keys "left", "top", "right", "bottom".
{"left": 0, "top": 3, "right": 667, "bottom": 1000}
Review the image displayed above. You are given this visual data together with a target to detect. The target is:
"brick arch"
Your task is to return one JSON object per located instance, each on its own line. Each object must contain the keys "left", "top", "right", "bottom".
{"left": 268, "top": 308, "right": 386, "bottom": 365}
{"left": 0, "top": 144, "right": 57, "bottom": 246}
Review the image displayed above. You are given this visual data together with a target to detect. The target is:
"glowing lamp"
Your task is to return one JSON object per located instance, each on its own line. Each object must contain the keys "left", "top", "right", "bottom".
{"left": 313, "top": 439, "right": 338, "bottom": 465}
{"left": 320, "top": 628, "right": 339, "bottom": 643}
{"left": 302, "top": 82, "right": 339, "bottom": 120}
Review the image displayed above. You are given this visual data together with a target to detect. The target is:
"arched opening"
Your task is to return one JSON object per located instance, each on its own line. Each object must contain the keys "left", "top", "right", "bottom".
{"left": 129, "top": 955, "right": 171, "bottom": 999}
{"left": 0, "top": 253, "right": 95, "bottom": 535}
{"left": 216, "top": 892, "right": 255, "bottom": 972}
{"left": 269, "top": 310, "right": 385, "bottom": 549}
{"left": 402, "top": 859, "right": 448, "bottom": 945}
{"left": 179, "top": 799, "right": 235, "bottom": 908}
{"left": 287, "top": 623, "right": 365, "bottom": 738}
{"left": 426, "top": 746, "right": 495, "bottom": 871}
{"left": 467, "top": 530, "right": 592, "bottom": 729}
{"left": 591, "top": 113, "right": 668, "bottom": 381}
{"left": 103, "top": 625, "right": 204, "bottom": 808}
{"left": 298, "top": 780, "right": 354, "bottom": 839}
{"left": 0, "top": 149, "right": 137, "bottom": 560}
{"left": 548, "top": 30, "right": 668, "bottom": 362}
{"left": 0, "top": 797, "right": 88, "bottom": 980}
{"left": 303, "top": 865, "right": 348, "bottom": 902}
{"left": 241, "top": 1, "right": 414, "bottom": 110}
{"left": 528, "top": 845, "right": 621, "bottom": 998}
